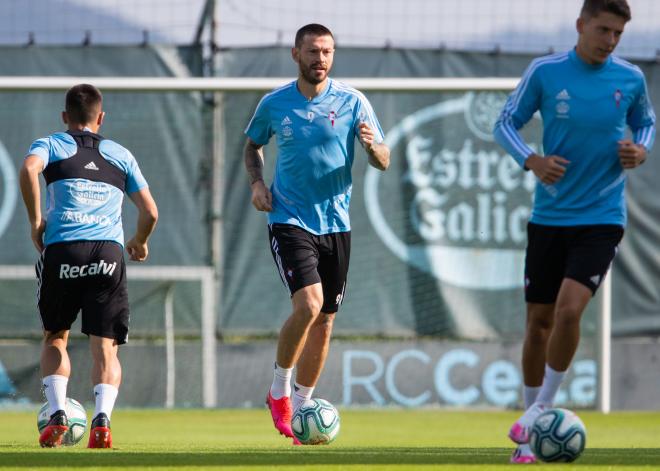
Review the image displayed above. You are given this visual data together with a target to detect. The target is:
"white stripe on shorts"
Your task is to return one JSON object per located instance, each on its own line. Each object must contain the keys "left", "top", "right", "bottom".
{"left": 270, "top": 230, "right": 292, "bottom": 296}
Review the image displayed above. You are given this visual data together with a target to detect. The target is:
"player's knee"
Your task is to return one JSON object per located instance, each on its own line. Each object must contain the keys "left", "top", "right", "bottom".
{"left": 314, "top": 312, "right": 335, "bottom": 334}
{"left": 293, "top": 297, "right": 323, "bottom": 323}
{"left": 527, "top": 314, "right": 553, "bottom": 339}
{"left": 43, "top": 330, "right": 68, "bottom": 346}
{"left": 526, "top": 324, "right": 551, "bottom": 345}
{"left": 554, "top": 304, "right": 582, "bottom": 327}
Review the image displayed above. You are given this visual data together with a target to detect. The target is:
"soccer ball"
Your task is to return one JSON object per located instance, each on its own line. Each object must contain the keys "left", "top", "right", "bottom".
{"left": 291, "top": 398, "right": 340, "bottom": 445}
{"left": 37, "top": 397, "right": 88, "bottom": 446}
{"left": 529, "top": 408, "right": 586, "bottom": 462}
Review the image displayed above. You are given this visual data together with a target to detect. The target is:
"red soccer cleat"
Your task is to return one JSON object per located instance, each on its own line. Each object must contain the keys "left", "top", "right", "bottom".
{"left": 87, "top": 413, "right": 112, "bottom": 449}
{"left": 266, "top": 391, "right": 301, "bottom": 444}
{"left": 39, "top": 410, "right": 68, "bottom": 448}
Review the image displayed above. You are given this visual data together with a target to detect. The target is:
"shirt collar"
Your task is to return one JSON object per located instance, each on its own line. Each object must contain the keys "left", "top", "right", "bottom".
{"left": 570, "top": 47, "right": 611, "bottom": 71}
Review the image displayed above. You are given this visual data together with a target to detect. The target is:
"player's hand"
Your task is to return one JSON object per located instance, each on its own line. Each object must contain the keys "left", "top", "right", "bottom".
{"left": 251, "top": 180, "right": 272, "bottom": 212}
{"left": 30, "top": 219, "right": 46, "bottom": 253}
{"left": 358, "top": 122, "right": 376, "bottom": 151}
{"left": 525, "top": 154, "right": 570, "bottom": 184}
{"left": 618, "top": 140, "right": 646, "bottom": 169}
{"left": 126, "top": 237, "right": 149, "bottom": 262}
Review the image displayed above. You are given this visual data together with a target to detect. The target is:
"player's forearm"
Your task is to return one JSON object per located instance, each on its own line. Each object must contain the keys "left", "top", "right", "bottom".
{"left": 135, "top": 205, "right": 158, "bottom": 244}
{"left": 19, "top": 165, "right": 42, "bottom": 227}
{"left": 493, "top": 115, "right": 536, "bottom": 169}
{"left": 244, "top": 140, "right": 265, "bottom": 185}
{"left": 367, "top": 143, "right": 390, "bottom": 171}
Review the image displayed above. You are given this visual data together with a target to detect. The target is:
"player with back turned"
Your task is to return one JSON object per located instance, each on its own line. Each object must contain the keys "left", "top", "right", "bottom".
{"left": 244, "top": 24, "right": 390, "bottom": 444}
{"left": 493, "top": 0, "right": 655, "bottom": 464}
{"left": 19, "top": 84, "right": 158, "bottom": 448}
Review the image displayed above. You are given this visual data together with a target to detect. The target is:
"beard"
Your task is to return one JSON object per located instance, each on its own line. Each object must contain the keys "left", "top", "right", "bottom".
{"left": 299, "top": 62, "right": 328, "bottom": 85}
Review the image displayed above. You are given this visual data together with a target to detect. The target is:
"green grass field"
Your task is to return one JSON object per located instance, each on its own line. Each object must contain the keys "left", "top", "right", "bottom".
{"left": 1, "top": 409, "right": 659, "bottom": 470}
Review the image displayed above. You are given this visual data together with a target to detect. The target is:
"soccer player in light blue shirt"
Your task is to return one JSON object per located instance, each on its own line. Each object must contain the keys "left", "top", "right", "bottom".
{"left": 493, "top": 0, "right": 655, "bottom": 463}
{"left": 20, "top": 84, "right": 158, "bottom": 448}
{"left": 244, "top": 24, "right": 390, "bottom": 443}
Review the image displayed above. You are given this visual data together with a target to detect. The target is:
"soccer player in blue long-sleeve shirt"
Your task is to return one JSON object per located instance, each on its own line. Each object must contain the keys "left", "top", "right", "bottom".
{"left": 493, "top": 0, "right": 655, "bottom": 464}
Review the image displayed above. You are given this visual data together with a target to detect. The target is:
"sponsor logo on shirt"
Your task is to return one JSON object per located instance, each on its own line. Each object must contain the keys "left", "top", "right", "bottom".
{"left": 556, "top": 101, "right": 570, "bottom": 118}
{"left": 281, "top": 116, "right": 292, "bottom": 126}
{"left": 69, "top": 181, "right": 110, "bottom": 206}
{"left": 61, "top": 210, "right": 111, "bottom": 226}
{"left": 84, "top": 161, "right": 99, "bottom": 171}
{"left": 614, "top": 89, "right": 622, "bottom": 107}
{"left": 59, "top": 259, "right": 117, "bottom": 279}
{"left": 555, "top": 89, "right": 571, "bottom": 118}
{"left": 281, "top": 126, "right": 294, "bottom": 140}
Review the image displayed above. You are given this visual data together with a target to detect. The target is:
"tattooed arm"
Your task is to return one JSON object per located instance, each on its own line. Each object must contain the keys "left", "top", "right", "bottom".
{"left": 244, "top": 138, "right": 272, "bottom": 212}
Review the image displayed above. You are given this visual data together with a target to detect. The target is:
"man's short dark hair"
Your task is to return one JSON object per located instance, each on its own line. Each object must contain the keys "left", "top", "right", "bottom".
{"left": 581, "top": 0, "right": 631, "bottom": 21}
{"left": 65, "top": 84, "right": 103, "bottom": 124}
{"left": 294, "top": 24, "right": 334, "bottom": 49}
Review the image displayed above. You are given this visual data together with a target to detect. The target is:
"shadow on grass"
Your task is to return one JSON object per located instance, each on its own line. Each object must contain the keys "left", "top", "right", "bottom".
{"left": 0, "top": 447, "right": 659, "bottom": 467}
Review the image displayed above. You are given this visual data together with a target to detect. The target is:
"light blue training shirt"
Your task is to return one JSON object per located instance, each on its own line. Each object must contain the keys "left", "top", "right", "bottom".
{"left": 245, "top": 78, "right": 385, "bottom": 235}
{"left": 494, "top": 49, "right": 656, "bottom": 226}
{"left": 27, "top": 131, "right": 148, "bottom": 247}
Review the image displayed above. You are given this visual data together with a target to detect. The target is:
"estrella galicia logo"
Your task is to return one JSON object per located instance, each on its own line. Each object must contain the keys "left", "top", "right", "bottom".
{"left": 0, "top": 139, "right": 18, "bottom": 240}
{"left": 365, "top": 92, "right": 542, "bottom": 290}
{"left": 69, "top": 180, "right": 110, "bottom": 206}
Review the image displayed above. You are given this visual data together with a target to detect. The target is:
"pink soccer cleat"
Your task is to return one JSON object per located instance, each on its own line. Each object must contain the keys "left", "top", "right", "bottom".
{"left": 266, "top": 391, "right": 301, "bottom": 444}
{"left": 510, "top": 445, "right": 537, "bottom": 464}
{"left": 508, "top": 422, "right": 530, "bottom": 445}
{"left": 509, "top": 402, "right": 546, "bottom": 445}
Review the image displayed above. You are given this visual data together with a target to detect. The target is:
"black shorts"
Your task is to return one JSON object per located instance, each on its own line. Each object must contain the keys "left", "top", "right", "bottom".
{"left": 36, "top": 240, "right": 129, "bottom": 344}
{"left": 268, "top": 224, "right": 351, "bottom": 313}
{"left": 524, "top": 222, "right": 624, "bottom": 303}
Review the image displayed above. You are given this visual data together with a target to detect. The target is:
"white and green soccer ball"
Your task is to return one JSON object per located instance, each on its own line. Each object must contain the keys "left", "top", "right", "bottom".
{"left": 37, "top": 397, "right": 87, "bottom": 446}
{"left": 529, "top": 408, "right": 586, "bottom": 462}
{"left": 291, "top": 398, "right": 340, "bottom": 445}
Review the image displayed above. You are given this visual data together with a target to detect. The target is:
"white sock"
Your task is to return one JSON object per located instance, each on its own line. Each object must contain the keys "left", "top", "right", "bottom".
{"left": 292, "top": 382, "right": 314, "bottom": 412}
{"left": 523, "top": 385, "right": 541, "bottom": 409}
{"left": 93, "top": 383, "right": 119, "bottom": 420}
{"left": 43, "top": 375, "right": 68, "bottom": 416}
{"left": 270, "top": 363, "right": 293, "bottom": 399}
{"left": 536, "top": 364, "right": 566, "bottom": 407}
